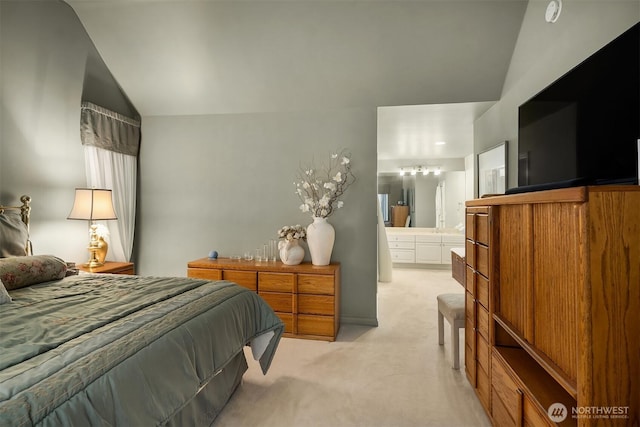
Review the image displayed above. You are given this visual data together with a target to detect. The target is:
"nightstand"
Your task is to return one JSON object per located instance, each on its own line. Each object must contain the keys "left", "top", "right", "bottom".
{"left": 78, "top": 261, "right": 135, "bottom": 275}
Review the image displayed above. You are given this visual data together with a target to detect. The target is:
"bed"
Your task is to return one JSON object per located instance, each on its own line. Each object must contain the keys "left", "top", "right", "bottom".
{"left": 0, "top": 196, "right": 284, "bottom": 426}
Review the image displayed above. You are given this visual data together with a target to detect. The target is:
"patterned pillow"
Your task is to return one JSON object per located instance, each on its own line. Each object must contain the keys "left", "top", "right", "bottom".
{"left": 0, "top": 255, "right": 67, "bottom": 290}
{"left": 0, "top": 279, "right": 11, "bottom": 304}
{"left": 0, "top": 211, "right": 29, "bottom": 257}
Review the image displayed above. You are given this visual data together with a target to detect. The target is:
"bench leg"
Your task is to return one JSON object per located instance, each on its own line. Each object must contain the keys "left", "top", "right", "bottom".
{"left": 438, "top": 310, "right": 444, "bottom": 345}
{"left": 451, "top": 322, "right": 460, "bottom": 370}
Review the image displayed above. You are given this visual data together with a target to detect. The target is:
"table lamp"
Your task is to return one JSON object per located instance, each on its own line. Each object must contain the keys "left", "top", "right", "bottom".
{"left": 68, "top": 188, "right": 117, "bottom": 269}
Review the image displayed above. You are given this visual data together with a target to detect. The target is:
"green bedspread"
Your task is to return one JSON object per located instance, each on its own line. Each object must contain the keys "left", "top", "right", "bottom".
{"left": 0, "top": 274, "right": 284, "bottom": 426}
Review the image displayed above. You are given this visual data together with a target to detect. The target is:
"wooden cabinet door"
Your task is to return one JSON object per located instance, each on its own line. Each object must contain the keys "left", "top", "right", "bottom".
{"left": 415, "top": 243, "right": 442, "bottom": 263}
{"left": 531, "top": 203, "right": 581, "bottom": 384}
{"left": 494, "top": 204, "right": 532, "bottom": 341}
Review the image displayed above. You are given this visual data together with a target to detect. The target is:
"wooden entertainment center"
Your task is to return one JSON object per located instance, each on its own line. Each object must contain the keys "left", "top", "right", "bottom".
{"left": 465, "top": 186, "right": 639, "bottom": 426}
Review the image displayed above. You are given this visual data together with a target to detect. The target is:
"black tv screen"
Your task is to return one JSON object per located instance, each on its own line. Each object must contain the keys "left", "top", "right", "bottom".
{"left": 515, "top": 22, "right": 639, "bottom": 193}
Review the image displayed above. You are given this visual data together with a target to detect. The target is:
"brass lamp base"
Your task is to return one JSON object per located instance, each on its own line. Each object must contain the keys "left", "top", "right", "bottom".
{"left": 84, "top": 246, "right": 105, "bottom": 269}
{"left": 84, "top": 223, "right": 105, "bottom": 269}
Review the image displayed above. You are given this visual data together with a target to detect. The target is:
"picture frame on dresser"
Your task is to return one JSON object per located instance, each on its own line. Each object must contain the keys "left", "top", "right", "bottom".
{"left": 477, "top": 141, "right": 507, "bottom": 197}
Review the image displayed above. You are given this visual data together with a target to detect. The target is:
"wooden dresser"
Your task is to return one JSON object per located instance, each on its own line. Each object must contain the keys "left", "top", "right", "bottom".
{"left": 391, "top": 205, "right": 409, "bottom": 227}
{"left": 187, "top": 258, "right": 340, "bottom": 341}
{"left": 465, "top": 186, "right": 639, "bottom": 426}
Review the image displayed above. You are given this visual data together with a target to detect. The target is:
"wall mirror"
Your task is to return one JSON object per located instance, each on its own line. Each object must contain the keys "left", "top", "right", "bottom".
{"left": 477, "top": 141, "right": 507, "bottom": 197}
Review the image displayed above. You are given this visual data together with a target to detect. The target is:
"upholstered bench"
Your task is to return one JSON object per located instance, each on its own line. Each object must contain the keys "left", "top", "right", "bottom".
{"left": 437, "top": 293, "right": 465, "bottom": 369}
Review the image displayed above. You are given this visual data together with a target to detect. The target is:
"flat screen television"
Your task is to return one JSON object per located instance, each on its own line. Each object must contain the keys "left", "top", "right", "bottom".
{"left": 512, "top": 22, "right": 639, "bottom": 194}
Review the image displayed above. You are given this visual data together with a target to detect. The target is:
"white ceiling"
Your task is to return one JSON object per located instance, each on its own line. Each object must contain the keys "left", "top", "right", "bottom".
{"left": 377, "top": 101, "right": 495, "bottom": 173}
{"left": 65, "top": 0, "right": 526, "bottom": 165}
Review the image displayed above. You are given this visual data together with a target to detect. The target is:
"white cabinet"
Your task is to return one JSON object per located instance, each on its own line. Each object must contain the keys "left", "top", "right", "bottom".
{"left": 415, "top": 235, "right": 442, "bottom": 264}
{"left": 386, "top": 233, "right": 415, "bottom": 263}
{"left": 441, "top": 235, "right": 465, "bottom": 265}
{"left": 386, "top": 231, "right": 465, "bottom": 265}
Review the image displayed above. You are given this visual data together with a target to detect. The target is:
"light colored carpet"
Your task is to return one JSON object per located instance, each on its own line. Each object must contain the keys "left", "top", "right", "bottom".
{"left": 213, "top": 267, "right": 491, "bottom": 427}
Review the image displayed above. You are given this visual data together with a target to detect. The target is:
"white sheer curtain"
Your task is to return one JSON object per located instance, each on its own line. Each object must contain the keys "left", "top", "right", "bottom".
{"left": 80, "top": 102, "right": 140, "bottom": 262}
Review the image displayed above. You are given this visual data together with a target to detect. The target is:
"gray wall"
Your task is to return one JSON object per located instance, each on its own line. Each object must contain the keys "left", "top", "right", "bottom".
{"left": 0, "top": 0, "right": 131, "bottom": 263}
{"left": 1, "top": 0, "right": 379, "bottom": 326}
{"left": 138, "top": 111, "right": 378, "bottom": 325}
{"left": 474, "top": 0, "right": 639, "bottom": 188}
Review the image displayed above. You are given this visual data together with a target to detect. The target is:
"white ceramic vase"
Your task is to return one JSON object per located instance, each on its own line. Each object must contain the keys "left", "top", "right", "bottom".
{"left": 278, "top": 239, "right": 305, "bottom": 265}
{"left": 306, "top": 216, "right": 335, "bottom": 266}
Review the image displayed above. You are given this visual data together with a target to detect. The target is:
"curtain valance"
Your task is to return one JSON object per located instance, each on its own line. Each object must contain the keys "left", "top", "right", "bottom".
{"left": 80, "top": 102, "right": 140, "bottom": 157}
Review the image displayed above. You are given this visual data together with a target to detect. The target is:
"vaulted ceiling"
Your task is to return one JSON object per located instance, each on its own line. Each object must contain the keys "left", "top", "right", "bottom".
{"left": 66, "top": 0, "right": 527, "bottom": 119}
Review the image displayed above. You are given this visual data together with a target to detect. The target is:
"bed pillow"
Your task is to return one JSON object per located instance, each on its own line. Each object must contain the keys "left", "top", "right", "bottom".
{"left": 0, "top": 279, "right": 11, "bottom": 304}
{"left": 0, "top": 255, "right": 67, "bottom": 290}
{"left": 0, "top": 211, "right": 29, "bottom": 257}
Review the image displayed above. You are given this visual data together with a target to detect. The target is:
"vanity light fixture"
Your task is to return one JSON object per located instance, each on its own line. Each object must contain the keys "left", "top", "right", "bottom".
{"left": 435, "top": 141, "right": 446, "bottom": 146}
{"left": 400, "top": 165, "right": 441, "bottom": 176}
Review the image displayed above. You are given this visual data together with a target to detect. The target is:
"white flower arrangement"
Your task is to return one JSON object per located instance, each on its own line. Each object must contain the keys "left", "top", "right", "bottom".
{"left": 295, "top": 149, "right": 355, "bottom": 218}
{"left": 278, "top": 224, "right": 307, "bottom": 241}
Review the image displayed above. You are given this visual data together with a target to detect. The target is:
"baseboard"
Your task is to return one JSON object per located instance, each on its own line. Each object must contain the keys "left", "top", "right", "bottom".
{"left": 341, "top": 316, "right": 379, "bottom": 327}
{"left": 392, "top": 263, "right": 452, "bottom": 270}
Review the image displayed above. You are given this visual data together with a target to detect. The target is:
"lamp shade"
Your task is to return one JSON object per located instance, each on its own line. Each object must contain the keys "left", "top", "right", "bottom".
{"left": 68, "top": 188, "right": 117, "bottom": 221}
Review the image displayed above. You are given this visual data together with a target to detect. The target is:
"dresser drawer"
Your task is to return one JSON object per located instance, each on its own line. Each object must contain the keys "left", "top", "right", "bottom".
{"left": 477, "top": 274, "right": 489, "bottom": 310}
{"left": 491, "top": 351, "right": 520, "bottom": 424}
{"left": 298, "top": 274, "right": 334, "bottom": 295}
{"left": 465, "top": 342, "right": 476, "bottom": 386}
{"left": 477, "top": 334, "right": 490, "bottom": 374}
{"left": 187, "top": 268, "right": 222, "bottom": 281}
{"left": 466, "top": 266, "right": 475, "bottom": 293}
{"left": 466, "top": 214, "right": 476, "bottom": 241}
{"left": 223, "top": 270, "right": 257, "bottom": 291}
{"left": 390, "top": 249, "right": 415, "bottom": 263}
{"left": 277, "top": 312, "right": 294, "bottom": 334}
{"left": 415, "top": 234, "right": 441, "bottom": 243}
{"left": 477, "top": 305, "right": 489, "bottom": 340}
{"left": 466, "top": 240, "right": 475, "bottom": 269}
{"left": 476, "top": 214, "right": 490, "bottom": 246}
{"left": 388, "top": 241, "right": 414, "bottom": 249}
{"left": 298, "top": 314, "right": 334, "bottom": 337}
{"left": 524, "top": 394, "right": 553, "bottom": 427}
{"left": 465, "top": 317, "right": 475, "bottom": 354}
{"left": 466, "top": 292, "right": 475, "bottom": 322}
{"left": 492, "top": 387, "right": 517, "bottom": 427}
{"left": 298, "top": 294, "right": 334, "bottom": 316}
{"left": 476, "top": 244, "right": 489, "bottom": 278}
{"left": 477, "top": 363, "right": 490, "bottom": 410}
{"left": 258, "top": 272, "right": 294, "bottom": 292}
{"left": 259, "top": 292, "right": 293, "bottom": 313}
{"left": 386, "top": 234, "right": 415, "bottom": 242}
